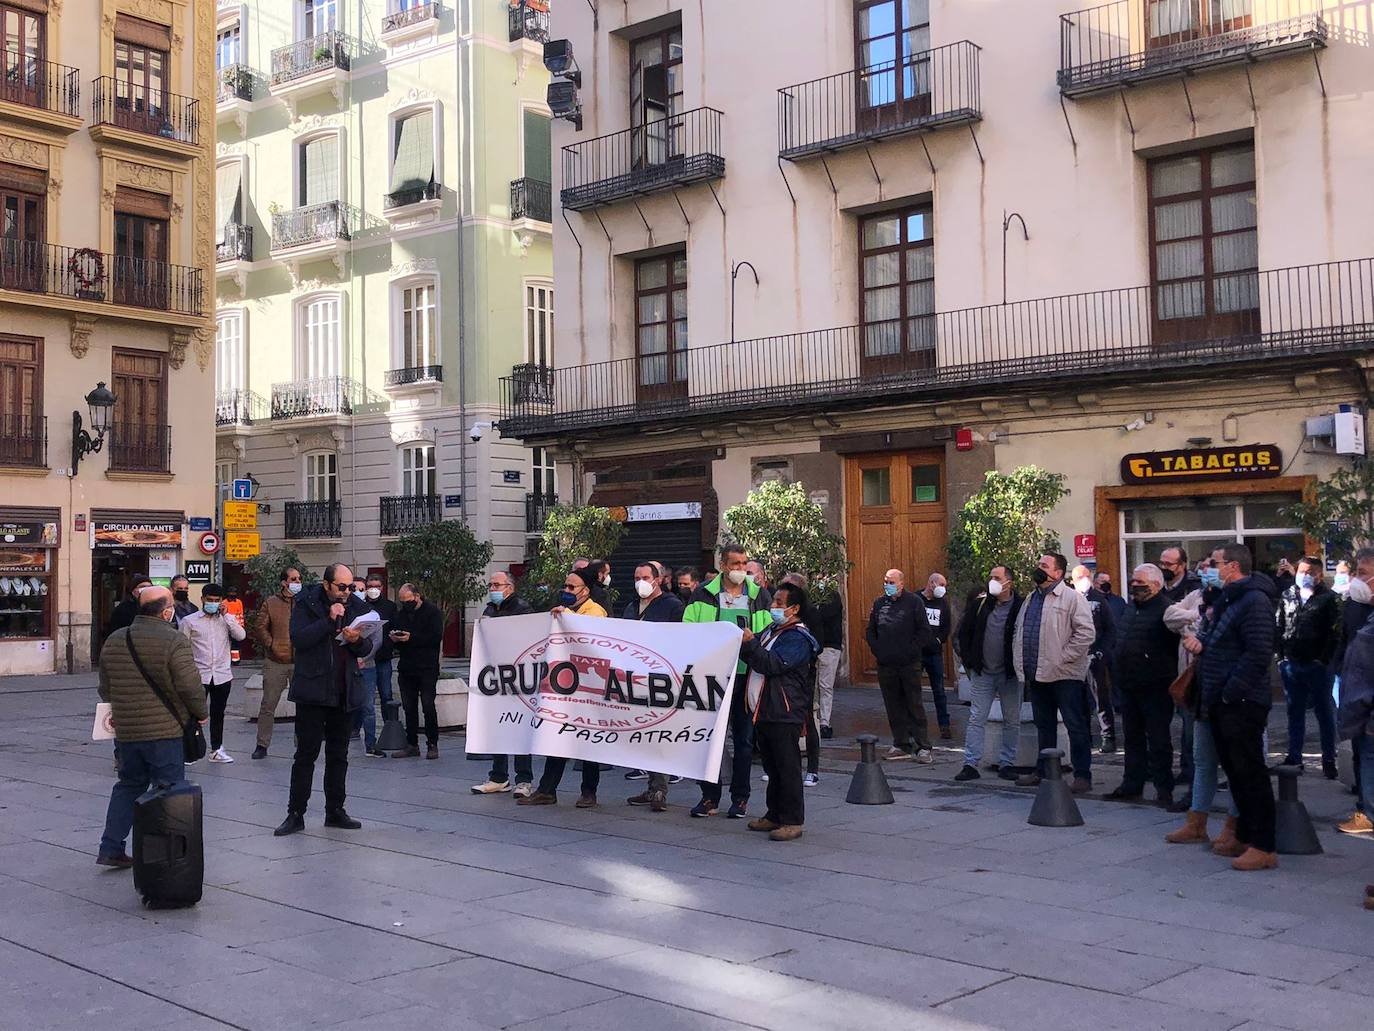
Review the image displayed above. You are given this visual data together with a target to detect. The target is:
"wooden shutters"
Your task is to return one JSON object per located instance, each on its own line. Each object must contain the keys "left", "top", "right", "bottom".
{"left": 859, "top": 204, "right": 935, "bottom": 378}
{"left": 111, "top": 349, "right": 167, "bottom": 472}
{"left": 635, "top": 252, "right": 688, "bottom": 404}
{"left": 0, "top": 334, "right": 41, "bottom": 466}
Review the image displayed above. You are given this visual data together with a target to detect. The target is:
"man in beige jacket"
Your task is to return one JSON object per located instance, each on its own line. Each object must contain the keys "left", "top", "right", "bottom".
{"left": 1013, "top": 553, "right": 1096, "bottom": 793}
{"left": 252, "top": 566, "right": 301, "bottom": 759}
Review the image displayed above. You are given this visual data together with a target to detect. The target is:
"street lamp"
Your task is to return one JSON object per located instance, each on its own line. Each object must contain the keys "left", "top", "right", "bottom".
{"left": 71, "top": 381, "right": 117, "bottom": 475}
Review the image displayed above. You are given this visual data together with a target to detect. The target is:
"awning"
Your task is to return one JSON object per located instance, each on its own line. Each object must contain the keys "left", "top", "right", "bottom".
{"left": 390, "top": 109, "right": 434, "bottom": 193}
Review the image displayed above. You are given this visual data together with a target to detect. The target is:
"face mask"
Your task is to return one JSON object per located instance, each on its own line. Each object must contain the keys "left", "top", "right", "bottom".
{"left": 1073, "top": 577, "right": 1091, "bottom": 594}
{"left": 1098, "top": 582, "right": 1112, "bottom": 595}
{"left": 559, "top": 590, "right": 578, "bottom": 608}
{"left": 727, "top": 570, "right": 747, "bottom": 586}
{"left": 600, "top": 575, "right": 610, "bottom": 586}
{"left": 287, "top": 582, "right": 302, "bottom": 595}
{"left": 489, "top": 590, "right": 506, "bottom": 606}
{"left": 1032, "top": 568, "right": 1049, "bottom": 586}
{"left": 769, "top": 607, "right": 786, "bottom": 623}
{"left": 1129, "top": 586, "right": 1151, "bottom": 604}
{"left": 173, "top": 590, "right": 189, "bottom": 602}
{"left": 353, "top": 590, "right": 366, "bottom": 601}
{"left": 160, "top": 606, "right": 174, "bottom": 622}
{"left": 402, "top": 599, "right": 418, "bottom": 611}
{"left": 1348, "top": 577, "right": 1373, "bottom": 605}
{"left": 1333, "top": 573, "right": 1350, "bottom": 593}
{"left": 634, "top": 580, "right": 654, "bottom": 599}
{"left": 1200, "top": 567, "right": 1223, "bottom": 589}
{"left": 883, "top": 583, "right": 898, "bottom": 597}
{"left": 987, "top": 579, "right": 1004, "bottom": 597}
{"left": 203, "top": 601, "right": 221, "bottom": 615}
{"left": 932, "top": 585, "right": 946, "bottom": 599}
{"left": 1297, "top": 573, "right": 1314, "bottom": 590}
{"left": 366, "top": 588, "right": 381, "bottom": 600}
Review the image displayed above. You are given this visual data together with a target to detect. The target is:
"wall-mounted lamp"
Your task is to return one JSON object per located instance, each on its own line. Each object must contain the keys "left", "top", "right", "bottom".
{"left": 70, "top": 381, "right": 117, "bottom": 476}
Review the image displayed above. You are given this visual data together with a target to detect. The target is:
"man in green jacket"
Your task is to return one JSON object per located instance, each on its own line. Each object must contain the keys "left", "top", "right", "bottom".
{"left": 684, "top": 544, "right": 773, "bottom": 818}
{"left": 97, "top": 586, "right": 208, "bottom": 869}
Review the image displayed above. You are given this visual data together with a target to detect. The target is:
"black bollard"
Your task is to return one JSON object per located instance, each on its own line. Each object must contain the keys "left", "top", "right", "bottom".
{"left": 846, "top": 734, "right": 895, "bottom": 805}
{"left": 1027, "top": 747, "right": 1084, "bottom": 827}
{"left": 376, "top": 700, "right": 408, "bottom": 752}
{"left": 1271, "top": 765, "right": 1322, "bottom": 855}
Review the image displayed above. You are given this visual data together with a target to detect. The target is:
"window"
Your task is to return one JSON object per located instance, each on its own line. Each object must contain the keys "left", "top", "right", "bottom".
{"left": 113, "top": 23, "right": 169, "bottom": 132}
{"left": 303, "top": 0, "right": 337, "bottom": 38}
{"left": 0, "top": 4, "right": 46, "bottom": 107}
{"left": 629, "top": 26, "right": 682, "bottom": 168}
{"left": 855, "top": 0, "right": 930, "bottom": 117}
{"left": 215, "top": 160, "right": 244, "bottom": 244}
{"left": 0, "top": 334, "right": 42, "bottom": 467}
{"left": 1121, "top": 493, "right": 1301, "bottom": 579}
{"left": 523, "top": 109, "right": 552, "bottom": 184}
{"left": 299, "top": 134, "right": 339, "bottom": 207}
{"left": 1148, "top": 142, "right": 1258, "bottom": 342}
{"left": 389, "top": 109, "right": 435, "bottom": 202}
{"left": 635, "top": 252, "right": 687, "bottom": 398}
{"left": 525, "top": 281, "right": 553, "bottom": 367}
{"left": 0, "top": 163, "right": 45, "bottom": 292}
{"left": 305, "top": 451, "right": 337, "bottom": 501}
{"left": 215, "top": 22, "right": 241, "bottom": 69}
{"left": 1147, "top": 0, "right": 1252, "bottom": 47}
{"left": 215, "top": 459, "right": 237, "bottom": 494}
{"left": 297, "top": 294, "right": 342, "bottom": 381}
{"left": 114, "top": 190, "right": 170, "bottom": 309}
{"left": 111, "top": 349, "right": 168, "bottom": 472}
{"left": 401, "top": 444, "right": 436, "bottom": 497}
{"left": 216, "top": 312, "right": 245, "bottom": 394}
{"left": 399, "top": 281, "right": 436, "bottom": 369}
{"left": 859, "top": 204, "right": 934, "bottom": 374}
{"left": 531, "top": 446, "right": 556, "bottom": 501}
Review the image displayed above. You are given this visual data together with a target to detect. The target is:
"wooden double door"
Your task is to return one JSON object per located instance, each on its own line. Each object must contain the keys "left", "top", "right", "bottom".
{"left": 844, "top": 449, "right": 947, "bottom": 683}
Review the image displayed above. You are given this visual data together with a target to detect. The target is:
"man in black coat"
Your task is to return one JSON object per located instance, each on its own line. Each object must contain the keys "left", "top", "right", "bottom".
{"left": 865, "top": 568, "right": 938, "bottom": 763}
{"left": 1106, "top": 563, "right": 1178, "bottom": 805}
{"left": 390, "top": 582, "right": 446, "bottom": 761}
{"left": 275, "top": 563, "right": 372, "bottom": 836}
{"left": 953, "top": 566, "right": 1024, "bottom": 782}
{"left": 108, "top": 576, "right": 154, "bottom": 635}
{"left": 1276, "top": 556, "right": 1341, "bottom": 776}
{"left": 471, "top": 570, "right": 534, "bottom": 796}
{"left": 814, "top": 586, "right": 844, "bottom": 738}
{"left": 1335, "top": 548, "right": 1374, "bottom": 821}
{"left": 920, "top": 573, "right": 954, "bottom": 740}
{"left": 621, "top": 562, "right": 685, "bottom": 811}
{"left": 1072, "top": 564, "right": 1118, "bottom": 754}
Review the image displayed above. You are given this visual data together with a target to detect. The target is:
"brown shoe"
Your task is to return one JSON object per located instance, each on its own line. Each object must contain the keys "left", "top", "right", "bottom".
{"left": 425, "top": 744, "right": 439, "bottom": 760}
{"left": 1364, "top": 896, "right": 1374, "bottom": 911}
{"left": 939, "top": 726, "right": 953, "bottom": 740}
{"left": 627, "top": 791, "right": 652, "bottom": 806}
{"left": 575, "top": 792, "right": 597, "bottom": 809}
{"left": 1337, "top": 812, "right": 1373, "bottom": 835}
{"left": 517, "top": 791, "right": 556, "bottom": 806}
{"left": 394, "top": 745, "right": 421, "bottom": 758}
{"left": 748, "top": 817, "right": 781, "bottom": 833}
{"left": 1164, "top": 811, "right": 1211, "bottom": 845}
{"left": 1231, "top": 847, "right": 1278, "bottom": 871}
{"left": 648, "top": 789, "right": 668, "bottom": 812}
{"left": 1211, "top": 816, "right": 1242, "bottom": 856}
{"left": 768, "top": 825, "right": 804, "bottom": 842}
{"left": 1070, "top": 778, "right": 1092, "bottom": 795}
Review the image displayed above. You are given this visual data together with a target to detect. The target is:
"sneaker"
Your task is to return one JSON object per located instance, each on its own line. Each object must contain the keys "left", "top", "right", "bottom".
{"left": 648, "top": 789, "right": 668, "bottom": 812}
{"left": 803, "top": 772, "right": 819, "bottom": 787}
{"left": 627, "top": 790, "right": 653, "bottom": 806}
{"left": 513, "top": 782, "right": 535, "bottom": 799}
{"left": 624, "top": 769, "right": 649, "bottom": 780}
{"left": 1337, "top": 812, "right": 1373, "bottom": 835}
{"left": 885, "top": 747, "right": 913, "bottom": 761}
{"left": 954, "top": 765, "right": 980, "bottom": 782}
{"left": 517, "top": 791, "right": 557, "bottom": 806}
{"left": 761, "top": 771, "right": 769, "bottom": 783}
{"left": 365, "top": 747, "right": 386, "bottom": 758}
{"left": 1099, "top": 737, "right": 1117, "bottom": 755}
{"left": 820, "top": 724, "right": 833, "bottom": 739}
{"left": 914, "top": 749, "right": 934, "bottom": 765}
{"left": 394, "top": 745, "right": 421, "bottom": 758}
{"left": 95, "top": 852, "right": 133, "bottom": 869}
{"left": 668, "top": 775, "right": 683, "bottom": 785}
{"left": 575, "top": 792, "right": 598, "bottom": 809}
{"left": 727, "top": 800, "right": 748, "bottom": 819}
{"left": 1015, "top": 772, "right": 1042, "bottom": 787}
{"left": 251, "top": 746, "right": 267, "bottom": 760}
{"left": 426, "top": 744, "right": 439, "bottom": 760}
{"left": 472, "top": 780, "right": 512, "bottom": 795}
{"left": 689, "top": 799, "right": 717, "bottom": 818}
{"left": 209, "top": 747, "right": 234, "bottom": 764}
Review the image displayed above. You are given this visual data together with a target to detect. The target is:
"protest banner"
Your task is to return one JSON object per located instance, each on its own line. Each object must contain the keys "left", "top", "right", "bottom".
{"left": 468, "top": 611, "right": 743, "bottom": 781}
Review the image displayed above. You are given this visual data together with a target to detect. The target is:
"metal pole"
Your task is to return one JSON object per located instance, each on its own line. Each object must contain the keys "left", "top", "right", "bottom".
{"left": 1002, "top": 211, "right": 1028, "bottom": 306}
{"left": 730, "top": 260, "right": 759, "bottom": 343}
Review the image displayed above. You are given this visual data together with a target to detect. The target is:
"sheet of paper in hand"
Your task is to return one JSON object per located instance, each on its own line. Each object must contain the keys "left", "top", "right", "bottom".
{"left": 92, "top": 702, "right": 115, "bottom": 741}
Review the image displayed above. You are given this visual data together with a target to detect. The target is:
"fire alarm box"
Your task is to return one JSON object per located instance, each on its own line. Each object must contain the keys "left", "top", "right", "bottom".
{"left": 954, "top": 428, "right": 974, "bottom": 452}
{"left": 1335, "top": 407, "right": 1366, "bottom": 456}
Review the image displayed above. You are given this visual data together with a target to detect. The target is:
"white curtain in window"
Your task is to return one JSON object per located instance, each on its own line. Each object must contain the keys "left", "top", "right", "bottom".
{"left": 215, "top": 163, "right": 243, "bottom": 244}
{"left": 300, "top": 296, "right": 341, "bottom": 380}
{"left": 216, "top": 313, "right": 244, "bottom": 393}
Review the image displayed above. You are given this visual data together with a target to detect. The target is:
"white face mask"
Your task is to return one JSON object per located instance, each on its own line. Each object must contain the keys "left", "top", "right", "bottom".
{"left": 727, "top": 570, "right": 747, "bottom": 585}
{"left": 365, "top": 588, "right": 381, "bottom": 600}
{"left": 1349, "top": 577, "right": 1373, "bottom": 605}
{"left": 1073, "top": 577, "right": 1092, "bottom": 594}
{"left": 287, "top": 582, "right": 302, "bottom": 595}
{"left": 987, "top": 579, "right": 1004, "bottom": 597}
{"left": 634, "top": 579, "right": 654, "bottom": 599}
{"left": 932, "top": 585, "right": 946, "bottom": 599}
{"left": 600, "top": 575, "right": 611, "bottom": 586}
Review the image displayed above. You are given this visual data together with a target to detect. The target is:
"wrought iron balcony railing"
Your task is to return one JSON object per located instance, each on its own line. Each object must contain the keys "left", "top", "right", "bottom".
{"left": 384, "top": 180, "right": 441, "bottom": 210}
{"left": 0, "top": 240, "right": 204, "bottom": 316}
{"left": 499, "top": 258, "right": 1374, "bottom": 437}
{"left": 510, "top": 177, "right": 551, "bottom": 223}
{"left": 215, "top": 389, "right": 268, "bottom": 427}
{"left": 561, "top": 106, "right": 725, "bottom": 212}
{"left": 108, "top": 422, "right": 172, "bottom": 474}
{"left": 0, "top": 413, "right": 47, "bottom": 468}
{"left": 509, "top": 1, "right": 550, "bottom": 43}
{"left": 91, "top": 76, "right": 200, "bottom": 146}
{"left": 270, "top": 31, "right": 353, "bottom": 85}
{"left": 1059, "top": 0, "right": 1328, "bottom": 97}
{"left": 285, "top": 499, "right": 342, "bottom": 539}
{"left": 524, "top": 491, "right": 557, "bottom": 535}
{"left": 384, "top": 365, "right": 443, "bottom": 387}
{"left": 216, "top": 63, "right": 254, "bottom": 103}
{"left": 383, "top": 1, "right": 440, "bottom": 35}
{"left": 0, "top": 57, "right": 80, "bottom": 118}
{"left": 270, "top": 376, "right": 367, "bottom": 420}
{"left": 778, "top": 40, "right": 981, "bottom": 160}
{"left": 508, "top": 362, "right": 555, "bottom": 406}
{"left": 217, "top": 223, "right": 253, "bottom": 264}
{"left": 380, "top": 494, "right": 441, "bottom": 536}
{"left": 270, "top": 201, "right": 357, "bottom": 250}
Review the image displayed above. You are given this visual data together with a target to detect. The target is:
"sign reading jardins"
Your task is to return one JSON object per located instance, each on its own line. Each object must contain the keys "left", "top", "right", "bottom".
{"left": 1120, "top": 445, "right": 1283, "bottom": 485}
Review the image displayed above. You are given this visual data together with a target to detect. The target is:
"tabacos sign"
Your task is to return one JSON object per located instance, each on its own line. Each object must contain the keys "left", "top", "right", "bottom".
{"left": 1121, "top": 444, "right": 1282, "bottom": 485}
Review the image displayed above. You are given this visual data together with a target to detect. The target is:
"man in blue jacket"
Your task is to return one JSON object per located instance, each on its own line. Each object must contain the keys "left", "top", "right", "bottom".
{"left": 275, "top": 563, "right": 373, "bottom": 837}
{"left": 1184, "top": 544, "right": 1279, "bottom": 871}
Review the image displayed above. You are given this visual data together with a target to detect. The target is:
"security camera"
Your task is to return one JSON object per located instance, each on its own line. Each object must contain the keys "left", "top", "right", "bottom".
{"left": 469, "top": 421, "right": 492, "bottom": 443}
{"left": 1122, "top": 418, "right": 1146, "bottom": 432}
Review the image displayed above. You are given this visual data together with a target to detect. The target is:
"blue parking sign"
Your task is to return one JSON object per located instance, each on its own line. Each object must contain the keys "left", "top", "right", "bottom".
{"left": 232, "top": 478, "right": 253, "bottom": 501}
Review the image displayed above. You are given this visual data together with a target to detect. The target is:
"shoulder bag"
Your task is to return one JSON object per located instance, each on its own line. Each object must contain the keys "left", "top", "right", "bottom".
{"left": 1168, "top": 660, "right": 1197, "bottom": 709}
{"left": 126, "top": 630, "right": 207, "bottom": 764}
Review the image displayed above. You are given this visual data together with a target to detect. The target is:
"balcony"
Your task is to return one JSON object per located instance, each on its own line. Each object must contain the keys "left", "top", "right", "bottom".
{"left": 0, "top": 57, "right": 81, "bottom": 133}
{"left": 90, "top": 77, "right": 201, "bottom": 156}
{"left": 269, "top": 201, "right": 359, "bottom": 279}
{"left": 524, "top": 491, "right": 557, "bottom": 535}
{"left": 270, "top": 376, "right": 371, "bottom": 421}
{"left": 0, "top": 414, "right": 47, "bottom": 469}
{"left": 108, "top": 423, "right": 172, "bottom": 475}
{"left": 384, "top": 365, "right": 443, "bottom": 388}
{"left": 508, "top": 362, "right": 554, "bottom": 406}
{"left": 1059, "top": 0, "right": 1328, "bottom": 98}
{"left": 215, "top": 389, "right": 268, "bottom": 428}
{"left": 497, "top": 257, "right": 1374, "bottom": 438}
{"left": 217, "top": 223, "right": 253, "bottom": 264}
{"left": 0, "top": 240, "right": 204, "bottom": 318}
{"left": 560, "top": 106, "right": 724, "bottom": 212}
{"left": 383, "top": 180, "right": 442, "bottom": 220}
{"left": 509, "top": 1, "right": 550, "bottom": 44}
{"left": 510, "top": 177, "right": 551, "bottom": 225}
{"left": 381, "top": 1, "right": 441, "bottom": 46}
{"left": 778, "top": 41, "right": 981, "bottom": 161}
{"left": 380, "top": 494, "right": 441, "bottom": 536}
{"left": 285, "top": 499, "right": 342, "bottom": 540}
{"left": 269, "top": 31, "right": 354, "bottom": 115}
{"left": 215, "top": 63, "right": 260, "bottom": 132}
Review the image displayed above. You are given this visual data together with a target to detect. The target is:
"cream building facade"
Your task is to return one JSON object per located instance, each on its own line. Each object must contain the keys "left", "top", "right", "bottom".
{"left": 503, "top": 0, "right": 1374, "bottom": 674}
{"left": 0, "top": 0, "right": 216, "bottom": 674}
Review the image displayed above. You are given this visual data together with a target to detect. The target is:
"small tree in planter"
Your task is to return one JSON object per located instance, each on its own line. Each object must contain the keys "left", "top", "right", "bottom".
{"left": 519, "top": 504, "right": 625, "bottom": 610}
{"left": 384, "top": 520, "right": 493, "bottom": 632}
{"left": 243, "top": 545, "right": 317, "bottom": 602}
{"left": 946, "top": 467, "right": 1069, "bottom": 592}
{"left": 722, "top": 480, "right": 850, "bottom": 597}
{"left": 1281, "top": 462, "right": 1374, "bottom": 561}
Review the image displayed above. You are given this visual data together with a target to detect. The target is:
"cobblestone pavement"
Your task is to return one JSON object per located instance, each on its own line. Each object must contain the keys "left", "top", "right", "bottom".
{"left": 1, "top": 672, "right": 1370, "bottom": 1030}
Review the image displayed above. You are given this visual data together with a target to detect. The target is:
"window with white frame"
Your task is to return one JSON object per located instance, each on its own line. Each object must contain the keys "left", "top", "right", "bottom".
{"left": 302, "top": 0, "right": 338, "bottom": 38}
{"left": 305, "top": 451, "right": 338, "bottom": 501}
{"left": 401, "top": 444, "right": 436, "bottom": 497}
{"left": 297, "top": 295, "right": 342, "bottom": 381}
{"left": 215, "top": 459, "right": 237, "bottom": 494}
{"left": 298, "top": 134, "right": 340, "bottom": 208}
{"left": 532, "top": 446, "right": 556, "bottom": 501}
{"left": 216, "top": 23, "right": 241, "bottom": 70}
{"left": 215, "top": 311, "right": 245, "bottom": 394}
{"left": 389, "top": 108, "right": 436, "bottom": 202}
{"left": 399, "top": 281, "right": 437, "bottom": 369}
{"left": 525, "top": 281, "right": 553, "bottom": 367}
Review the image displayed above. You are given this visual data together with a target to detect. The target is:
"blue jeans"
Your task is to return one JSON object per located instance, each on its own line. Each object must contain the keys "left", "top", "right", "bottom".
{"left": 922, "top": 649, "right": 950, "bottom": 729}
{"left": 1190, "top": 718, "right": 1240, "bottom": 818}
{"left": 355, "top": 658, "right": 395, "bottom": 749}
{"left": 100, "top": 738, "right": 185, "bottom": 858}
{"left": 1356, "top": 737, "right": 1373, "bottom": 816}
{"left": 1280, "top": 658, "right": 1336, "bottom": 765}
{"left": 1029, "top": 678, "right": 1092, "bottom": 782}
{"left": 963, "top": 671, "right": 1021, "bottom": 768}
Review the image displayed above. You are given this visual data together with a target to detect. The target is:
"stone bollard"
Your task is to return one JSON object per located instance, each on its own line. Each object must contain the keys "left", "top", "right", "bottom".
{"left": 1271, "top": 764, "right": 1322, "bottom": 855}
{"left": 1027, "top": 747, "right": 1084, "bottom": 827}
{"left": 846, "top": 734, "right": 895, "bottom": 805}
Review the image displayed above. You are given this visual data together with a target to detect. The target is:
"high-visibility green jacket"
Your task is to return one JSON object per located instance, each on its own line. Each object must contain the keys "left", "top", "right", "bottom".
{"left": 684, "top": 574, "right": 774, "bottom": 673}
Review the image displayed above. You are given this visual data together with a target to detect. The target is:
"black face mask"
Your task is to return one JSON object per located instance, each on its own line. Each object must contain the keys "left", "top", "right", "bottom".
{"left": 1098, "top": 583, "right": 1112, "bottom": 595}
{"left": 1129, "top": 586, "right": 1152, "bottom": 604}
{"left": 173, "top": 590, "right": 189, "bottom": 602}
{"left": 403, "top": 600, "right": 419, "bottom": 611}
{"left": 1032, "top": 568, "right": 1050, "bottom": 586}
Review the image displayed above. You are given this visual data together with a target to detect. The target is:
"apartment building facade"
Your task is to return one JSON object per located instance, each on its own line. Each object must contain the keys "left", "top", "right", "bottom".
{"left": 504, "top": 0, "right": 1374, "bottom": 677}
{"left": 213, "top": 0, "right": 554, "bottom": 646}
{"left": 0, "top": 0, "right": 216, "bottom": 674}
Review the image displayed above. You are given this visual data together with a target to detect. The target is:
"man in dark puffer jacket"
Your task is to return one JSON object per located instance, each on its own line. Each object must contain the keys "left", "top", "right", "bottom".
{"left": 1106, "top": 564, "right": 1178, "bottom": 805}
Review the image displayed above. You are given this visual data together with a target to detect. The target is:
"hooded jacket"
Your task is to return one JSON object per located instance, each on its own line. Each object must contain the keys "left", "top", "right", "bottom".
{"left": 1197, "top": 572, "right": 1279, "bottom": 708}
{"left": 482, "top": 593, "right": 532, "bottom": 619}
{"left": 684, "top": 574, "right": 773, "bottom": 674}
{"left": 1275, "top": 581, "right": 1339, "bottom": 665}
{"left": 740, "top": 621, "right": 820, "bottom": 725}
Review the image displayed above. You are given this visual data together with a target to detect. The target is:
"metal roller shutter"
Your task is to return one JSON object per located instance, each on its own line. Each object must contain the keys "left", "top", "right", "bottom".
{"left": 606, "top": 519, "right": 702, "bottom": 607}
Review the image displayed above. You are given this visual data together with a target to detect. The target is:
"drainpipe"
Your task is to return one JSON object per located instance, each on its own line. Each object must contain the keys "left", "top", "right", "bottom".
{"left": 455, "top": 20, "right": 468, "bottom": 525}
